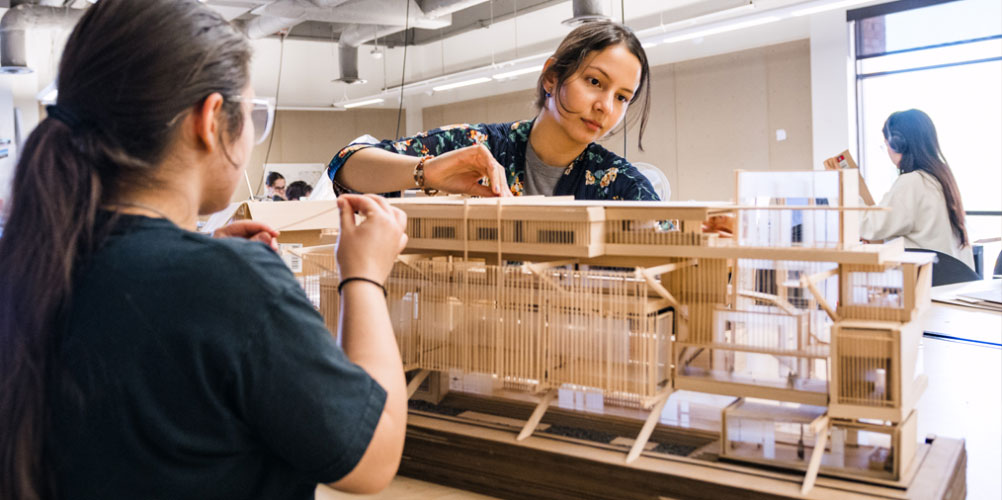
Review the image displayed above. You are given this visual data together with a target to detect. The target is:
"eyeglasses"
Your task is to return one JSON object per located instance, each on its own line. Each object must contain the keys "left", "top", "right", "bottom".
{"left": 229, "top": 96, "right": 275, "bottom": 145}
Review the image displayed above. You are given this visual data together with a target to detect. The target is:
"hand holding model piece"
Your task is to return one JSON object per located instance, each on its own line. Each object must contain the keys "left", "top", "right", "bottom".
{"left": 213, "top": 220, "right": 280, "bottom": 251}
{"left": 423, "top": 144, "right": 513, "bottom": 198}
{"left": 336, "top": 194, "right": 409, "bottom": 285}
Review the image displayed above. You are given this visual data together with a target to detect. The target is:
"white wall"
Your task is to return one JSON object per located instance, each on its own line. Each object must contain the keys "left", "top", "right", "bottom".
{"left": 809, "top": 8, "right": 857, "bottom": 169}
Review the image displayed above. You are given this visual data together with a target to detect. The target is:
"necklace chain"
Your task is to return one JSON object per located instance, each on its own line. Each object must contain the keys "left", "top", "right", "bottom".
{"left": 108, "top": 202, "right": 174, "bottom": 222}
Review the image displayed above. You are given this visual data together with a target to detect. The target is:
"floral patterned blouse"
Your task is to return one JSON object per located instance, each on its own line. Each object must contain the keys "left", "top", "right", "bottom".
{"left": 328, "top": 119, "right": 659, "bottom": 201}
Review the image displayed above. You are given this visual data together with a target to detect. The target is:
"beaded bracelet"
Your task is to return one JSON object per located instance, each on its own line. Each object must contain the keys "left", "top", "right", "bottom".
{"left": 412, "top": 155, "right": 439, "bottom": 196}
{"left": 337, "top": 277, "right": 387, "bottom": 298}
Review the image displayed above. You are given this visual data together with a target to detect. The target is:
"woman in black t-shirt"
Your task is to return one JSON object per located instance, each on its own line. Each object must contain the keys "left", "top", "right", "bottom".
{"left": 0, "top": 1, "right": 407, "bottom": 498}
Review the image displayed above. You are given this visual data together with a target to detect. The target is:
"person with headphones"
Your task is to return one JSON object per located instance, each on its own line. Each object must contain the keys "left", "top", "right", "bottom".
{"left": 861, "top": 109, "right": 974, "bottom": 269}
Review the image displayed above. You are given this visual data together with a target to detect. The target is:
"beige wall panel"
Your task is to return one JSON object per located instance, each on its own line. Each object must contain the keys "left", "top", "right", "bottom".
{"left": 354, "top": 109, "right": 408, "bottom": 143}
{"left": 599, "top": 63, "right": 678, "bottom": 200}
{"left": 674, "top": 47, "right": 770, "bottom": 201}
{"left": 765, "top": 39, "right": 814, "bottom": 171}
{"left": 423, "top": 89, "right": 535, "bottom": 130}
{"left": 485, "top": 89, "right": 537, "bottom": 124}
{"left": 442, "top": 99, "right": 489, "bottom": 128}
{"left": 422, "top": 107, "right": 444, "bottom": 131}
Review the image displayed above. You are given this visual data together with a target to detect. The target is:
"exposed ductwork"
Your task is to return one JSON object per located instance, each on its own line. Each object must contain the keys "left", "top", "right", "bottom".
{"left": 241, "top": 0, "right": 354, "bottom": 40}
{"left": 240, "top": 0, "right": 489, "bottom": 85}
{"left": 242, "top": 14, "right": 306, "bottom": 40}
{"left": 562, "top": 0, "right": 611, "bottom": 25}
{"left": 0, "top": 0, "right": 84, "bottom": 74}
{"left": 415, "top": 0, "right": 493, "bottom": 19}
{"left": 334, "top": 23, "right": 398, "bottom": 84}
{"left": 332, "top": 0, "right": 488, "bottom": 84}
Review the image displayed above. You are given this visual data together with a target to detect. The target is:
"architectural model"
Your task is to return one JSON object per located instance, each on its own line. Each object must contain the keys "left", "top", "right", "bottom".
{"left": 296, "top": 168, "right": 933, "bottom": 494}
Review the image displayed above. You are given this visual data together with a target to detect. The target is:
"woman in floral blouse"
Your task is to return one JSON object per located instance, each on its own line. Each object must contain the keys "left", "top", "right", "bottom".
{"left": 329, "top": 21, "right": 659, "bottom": 201}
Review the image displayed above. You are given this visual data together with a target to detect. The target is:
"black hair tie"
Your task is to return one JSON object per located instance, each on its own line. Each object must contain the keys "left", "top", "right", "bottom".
{"left": 46, "top": 104, "right": 85, "bottom": 132}
{"left": 338, "top": 277, "right": 388, "bottom": 298}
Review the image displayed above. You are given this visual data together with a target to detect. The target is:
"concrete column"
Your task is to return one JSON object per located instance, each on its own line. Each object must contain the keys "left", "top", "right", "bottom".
{"left": 809, "top": 9, "right": 856, "bottom": 171}
{"left": 405, "top": 94, "right": 424, "bottom": 137}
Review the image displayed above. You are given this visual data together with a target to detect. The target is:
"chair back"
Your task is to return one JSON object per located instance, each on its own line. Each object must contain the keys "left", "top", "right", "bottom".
{"left": 904, "top": 248, "right": 980, "bottom": 286}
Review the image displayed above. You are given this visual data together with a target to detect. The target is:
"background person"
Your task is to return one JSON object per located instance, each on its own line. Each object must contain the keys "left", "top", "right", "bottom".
{"left": 286, "top": 180, "right": 313, "bottom": 201}
{"left": 266, "top": 170, "right": 287, "bottom": 200}
{"left": 860, "top": 109, "right": 974, "bottom": 269}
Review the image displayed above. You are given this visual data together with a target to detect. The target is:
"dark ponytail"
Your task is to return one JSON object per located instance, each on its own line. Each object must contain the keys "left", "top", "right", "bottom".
{"left": 0, "top": 1, "right": 251, "bottom": 498}
{"left": 882, "top": 109, "right": 969, "bottom": 247}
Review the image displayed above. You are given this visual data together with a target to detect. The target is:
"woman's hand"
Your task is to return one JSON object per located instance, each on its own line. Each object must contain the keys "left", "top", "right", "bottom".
{"left": 702, "top": 214, "right": 735, "bottom": 237}
{"left": 213, "top": 220, "right": 280, "bottom": 251}
{"left": 335, "top": 194, "right": 408, "bottom": 283}
{"left": 423, "top": 144, "right": 513, "bottom": 197}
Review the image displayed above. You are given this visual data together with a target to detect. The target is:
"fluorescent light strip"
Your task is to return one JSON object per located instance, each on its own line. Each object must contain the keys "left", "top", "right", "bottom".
{"left": 342, "top": 98, "right": 384, "bottom": 108}
{"left": 792, "top": 0, "right": 872, "bottom": 17}
{"left": 662, "top": 16, "right": 782, "bottom": 44}
{"left": 492, "top": 65, "right": 542, "bottom": 80}
{"left": 432, "top": 77, "right": 492, "bottom": 91}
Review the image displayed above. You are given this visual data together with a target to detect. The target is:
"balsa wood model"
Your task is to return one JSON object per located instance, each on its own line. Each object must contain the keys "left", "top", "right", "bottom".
{"left": 294, "top": 168, "right": 934, "bottom": 495}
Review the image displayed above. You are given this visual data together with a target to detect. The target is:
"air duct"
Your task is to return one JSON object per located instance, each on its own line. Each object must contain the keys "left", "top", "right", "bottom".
{"left": 562, "top": 0, "right": 611, "bottom": 25}
{"left": 242, "top": 0, "right": 489, "bottom": 85}
{"left": 331, "top": 0, "right": 487, "bottom": 85}
{"left": 416, "top": 0, "right": 491, "bottom": 18}
{"left": 335, "top": 45, "right": 364, "bottom": 84}
{"left": 0, "top": 1, "right": 84, "bottom": 74}
{"left": 242, "top": 0, "right": 357, "bottom": 39}
{"left": 335, "top": 23, "right": 397, "bottom": 84}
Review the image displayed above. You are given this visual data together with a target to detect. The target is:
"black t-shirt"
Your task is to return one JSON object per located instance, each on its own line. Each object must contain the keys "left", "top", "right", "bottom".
{"left": 49, "top": 214, "right": 386, "bottom": 499}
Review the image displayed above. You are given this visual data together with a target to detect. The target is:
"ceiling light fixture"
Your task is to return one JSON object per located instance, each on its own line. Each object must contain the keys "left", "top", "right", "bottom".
{"left": 432, "top": 77, "right": 492, "bottom": 91}
{"left": 492, "top": 65, "right": 542, "bottom": 80}
{"left": 342, "top": 98, "right": 384, "bottom": 108}
{"left": 661, "top": 15, "right": 782, "bottom": 44}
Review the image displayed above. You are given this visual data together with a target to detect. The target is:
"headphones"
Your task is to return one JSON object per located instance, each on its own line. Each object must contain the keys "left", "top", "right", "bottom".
{"left": 885, "top": 124, "right": 908, "bottom": 154}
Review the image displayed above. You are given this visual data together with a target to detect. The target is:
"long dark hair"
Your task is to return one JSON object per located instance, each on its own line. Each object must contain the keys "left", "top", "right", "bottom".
{"left": 883, "top": 109, "right": 969, "bottom": 246}
{"left": 535, "top": 21, "right": 652, "bottom": 150}
{"left": 0, "top": 1, "right": 251, "bottom": 498}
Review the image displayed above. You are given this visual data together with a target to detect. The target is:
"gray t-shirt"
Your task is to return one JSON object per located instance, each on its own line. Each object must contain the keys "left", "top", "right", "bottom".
{"left": 523, "top": 143, "right": 568, "bottom": 196}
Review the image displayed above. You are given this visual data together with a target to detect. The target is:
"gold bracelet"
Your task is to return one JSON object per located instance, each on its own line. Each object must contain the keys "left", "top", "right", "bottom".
{"left": 412, "top": 155, "right": 438, "bottom": 196}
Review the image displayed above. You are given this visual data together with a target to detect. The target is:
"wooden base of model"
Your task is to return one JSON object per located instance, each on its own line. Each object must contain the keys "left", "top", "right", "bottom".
{"left": 401, "top": 395, "right": 965, "bottom": 500}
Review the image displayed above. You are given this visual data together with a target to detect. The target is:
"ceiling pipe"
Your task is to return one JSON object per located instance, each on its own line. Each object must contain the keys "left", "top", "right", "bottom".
{"left": 242, "top": 14, "right": 304, "bottom": 40}
{"left": 335, "top": 24, "right": 398, "bottom": 84}
{"left": 333, "top": 0, "right": 488, "bottom": 85}
{"left": 562, "top": 0, "right": 611, "bottom": 25}
{"left": 250, "top": 0, "right": 449, "bottom": 30}
{"left": 416, "top": 0, "right": 492, "bottom": 18}
{"left": 0, "top": 1, "right": 84, "bottom": 74}
{"left": 242, "top": 0, "right": 354, "bottom": 39}
{"left": 241, "top": 0, "right": 490, "bottom": 87}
